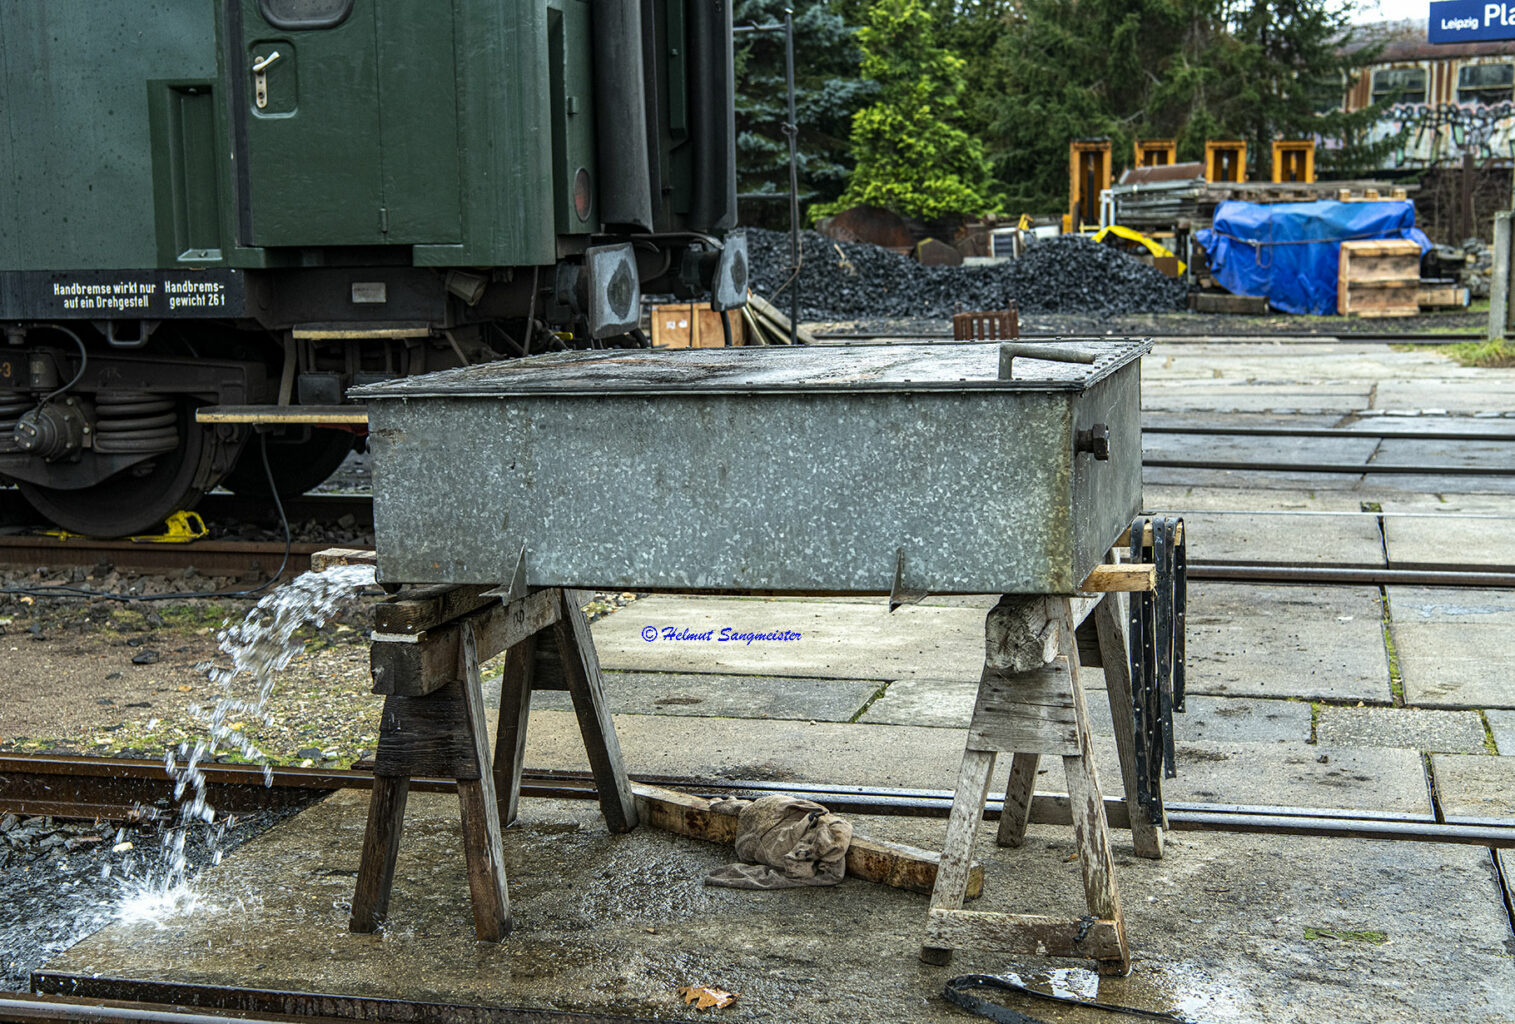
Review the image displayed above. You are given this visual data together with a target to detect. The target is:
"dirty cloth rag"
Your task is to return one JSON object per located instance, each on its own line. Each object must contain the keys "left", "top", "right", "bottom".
{"left": 704, "top": 795, "right": 852, "bottom": 890}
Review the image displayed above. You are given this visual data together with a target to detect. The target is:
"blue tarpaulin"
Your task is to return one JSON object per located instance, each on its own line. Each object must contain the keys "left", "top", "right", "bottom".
{"left": 1195, "top": 200, "right": 1431, "bottom": 315}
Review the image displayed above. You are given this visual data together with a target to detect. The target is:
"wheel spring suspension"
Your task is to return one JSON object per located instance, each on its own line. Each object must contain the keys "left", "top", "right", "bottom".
{"left": 92, "top": 391, "right": 178, "bottom": 455}
{"left": 0, "top": 394, "right": 29, "bottom": 453}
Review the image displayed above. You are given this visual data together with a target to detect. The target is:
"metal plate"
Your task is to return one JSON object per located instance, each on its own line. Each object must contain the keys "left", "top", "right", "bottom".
{"left": 351, "top": 339, "right": 1149, "bottom": 398}
{"left": 362, "top": 341, "right": 1147, "bottom": 595}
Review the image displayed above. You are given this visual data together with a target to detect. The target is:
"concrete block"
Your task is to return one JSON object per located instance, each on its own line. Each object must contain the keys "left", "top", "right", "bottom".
{"left": 1431, "top": 754, "right": 1515, "bottom": 820}
{"left": 1186, "top": 582, "right": 1392, "bottom": 702}
{"left": 1315, "top": 706, "right": 1489, "bottom": 754}
{"left": 518, "top": 671, "right": 881, "bottom": 724}
{"left": 1173, "top": 511, "right": 1385, "bottom": 567}
{"left": 1487, "top": 709, "right": 1515, "bottom": 755}
{"left": 856, "top": 677, "right": 977, "bottom": 728}
{"left": 1384, "top": 514, "right": 1515, "bottom": 569}
{"left": 1389, "top": 588, "right": 1515, "bottom": 709}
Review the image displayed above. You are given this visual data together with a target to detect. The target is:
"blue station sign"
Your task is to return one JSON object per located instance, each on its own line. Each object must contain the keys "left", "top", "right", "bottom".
{"left": 1429, "top": 0, "right": 1515, "bottom": 42}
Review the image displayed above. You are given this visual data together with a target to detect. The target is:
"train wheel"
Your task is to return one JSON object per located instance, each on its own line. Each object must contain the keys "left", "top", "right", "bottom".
{"left": 221, "top": 427, "right": 356, "bottom": 498}
{"left": 15, "top": 412, "right": 213, "bottom": 538}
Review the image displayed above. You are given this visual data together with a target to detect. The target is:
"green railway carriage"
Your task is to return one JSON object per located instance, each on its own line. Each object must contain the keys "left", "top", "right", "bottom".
{"left": 0, "top": 0, "right": 748, "bottom": 536}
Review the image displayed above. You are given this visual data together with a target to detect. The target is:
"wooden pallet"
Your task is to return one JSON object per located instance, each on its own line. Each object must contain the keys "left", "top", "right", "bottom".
{"left": 650, "top": 303, "right": 745, "bottom": 348}
{"left": 1338, "top": 240, "right": 1421, "bottom": 318}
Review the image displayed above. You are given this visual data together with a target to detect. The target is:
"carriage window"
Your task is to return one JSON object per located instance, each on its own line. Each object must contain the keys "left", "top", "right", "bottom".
{"left": 259, "top": 0, "right": 353, "bottom": 30}
{"left": 1457, "top": 63, "right": 1514, "bottom": 105}
{"left": 1371, "top": 67, "right": 1426, "bottom": 105}
{"left": 1312, "top": 73, "right": 1345, "bottom": 114}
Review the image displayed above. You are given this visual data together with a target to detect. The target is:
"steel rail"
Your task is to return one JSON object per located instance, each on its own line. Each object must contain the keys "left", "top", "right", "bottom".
{"left": 0, "top": 994, "right": 327, "bottom": 1024}
{"left": 3, "top": 754, "right": 1512, "bottom": 848}
{"left": 1144, "top": 457, "right": 1515, "bottom": 475}
{"left": 0, "top": 549, "right": 1510, "bottom": 591}
{"left": 809, "top": 332, "right": 1487, "bottom": 343}
{"left": 1145, "top": 424, "right": 1515, "bottom": 443}
{"left": 0, "top": 536, "right": 321, "bottom": 576}
{"left": 1185, "top": 563, "right": 1515, "bottom": 587}
{"left": 0, "top": 992, "right": 658, "bottom": 1024}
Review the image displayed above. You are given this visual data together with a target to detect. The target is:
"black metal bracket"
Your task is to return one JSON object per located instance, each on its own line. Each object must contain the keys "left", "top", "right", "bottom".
{"left": 1127, "top": 515, "right": 1187, "bottom": 824}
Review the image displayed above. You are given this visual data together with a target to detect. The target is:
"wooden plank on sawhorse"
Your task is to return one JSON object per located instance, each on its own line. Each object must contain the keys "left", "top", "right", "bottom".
{"left": 921, "top": 594, "right": 1131, "bottom": 976}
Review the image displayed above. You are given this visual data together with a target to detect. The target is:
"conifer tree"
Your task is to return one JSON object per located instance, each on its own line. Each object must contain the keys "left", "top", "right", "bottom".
{"left": 814, "top": 0, "right": 996, "bottom": 220}
{"left": 734, "top": 0, "right": 874, "bottom": 220}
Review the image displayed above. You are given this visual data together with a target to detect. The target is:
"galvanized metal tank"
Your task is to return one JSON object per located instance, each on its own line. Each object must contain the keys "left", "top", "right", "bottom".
{"left": 355, "top": 341, "right": 1148, "bottom": 595}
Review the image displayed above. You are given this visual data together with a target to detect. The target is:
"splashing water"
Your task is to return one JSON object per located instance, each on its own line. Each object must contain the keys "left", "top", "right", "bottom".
{"left": 113, "top": 564, "right": 377, "bottom": 922}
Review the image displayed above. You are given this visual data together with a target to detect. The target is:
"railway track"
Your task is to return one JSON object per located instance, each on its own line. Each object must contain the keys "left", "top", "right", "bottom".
{"left": 0, "top": 418, "right": 1510, "bottom": 580}
{"left": 2, "top": 752, "right": 1512, "bottom": 850}
{"left": 814, "top": 331, "right": 1489, "bottom": 343}
{"left": 0, "top": 990, "right": 658, "bottom": 1024}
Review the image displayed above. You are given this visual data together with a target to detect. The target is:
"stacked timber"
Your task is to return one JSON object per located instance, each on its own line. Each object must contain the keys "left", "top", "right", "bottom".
{"left": 1112, "top": 179, "right": 1416, "bottom": 231}
{"left": 1337, "top": 240, "right": 1422, "bottom": 317}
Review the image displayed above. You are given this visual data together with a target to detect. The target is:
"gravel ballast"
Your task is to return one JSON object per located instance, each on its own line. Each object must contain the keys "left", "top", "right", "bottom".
{"left": 746, "top": 228, "right": 1189, "bottom": 320}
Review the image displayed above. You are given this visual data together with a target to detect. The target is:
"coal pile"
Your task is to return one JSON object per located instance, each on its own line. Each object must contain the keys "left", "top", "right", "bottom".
{"left": 746, "top": 228, "right": 1188, "bottom": 319}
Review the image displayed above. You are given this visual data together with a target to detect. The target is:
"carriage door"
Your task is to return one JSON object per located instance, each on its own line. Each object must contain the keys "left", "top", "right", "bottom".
{"left": 231, "top": 0, "right": 461, "bottom": 247}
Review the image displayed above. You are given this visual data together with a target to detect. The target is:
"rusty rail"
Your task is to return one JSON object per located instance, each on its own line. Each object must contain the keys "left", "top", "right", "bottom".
{"left": 3, "top": 754, "right": 1512, "bottom": 849}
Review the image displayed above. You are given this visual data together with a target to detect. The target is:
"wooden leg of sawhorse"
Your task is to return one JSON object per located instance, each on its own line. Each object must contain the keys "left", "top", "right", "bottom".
{"left": 920, "top": 747, "right": 998, "bottom": 965}
{"left": 1094, "top": 589, "right": 1165, "bottom": 859}
{"left": 553, "top": 588, "right": 639, "bottom": 833}
{"left": 493, "top": 632, "right": 537, "bottom": 829}
{"left": 994, "top": 752, "right": 1038, "bottom": 848}
{"left": 490, "top": 588, "right": 638, "bottom": 834}
{"left": 349, "top": 774, "right": 409, "bottom": 933}
{"left": 457, "top": 623, "right": 512, "bottom": 940}
{"left": 1057, "top": 600, "right": 1129, "bottom": 974}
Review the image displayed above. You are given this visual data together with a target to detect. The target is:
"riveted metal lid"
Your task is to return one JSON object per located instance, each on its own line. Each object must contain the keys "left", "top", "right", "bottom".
{"left": 351, "top": 339, "right": 1151, "bottom": 399}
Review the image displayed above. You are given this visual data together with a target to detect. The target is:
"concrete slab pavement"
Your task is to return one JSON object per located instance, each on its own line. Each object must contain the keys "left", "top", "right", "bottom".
{"left": 45, "top": 791, "right": 1513, "bottom": 1023}
{"left": 1487, "top": 709, "right": 1515, "bottom": 754}
{"left": 1314, "top": 706, "right": 1490, "bottom": 754}
{"left": 1167, "top": 511, "right": 1386, "bottom": 566}
{"left": 1387, "top": 587, "right": 1515, "bottom": 709}
{"left": 1431, "top": 754, "right": 1515, "bottom": 821}
{"left": 509, "top": 670, "right": 882, "bottom": 724}
{"left": 513, "top": 709, "right": 1430, "bottom": 814}
{"left": 592, "top": 596, "right": 987, "bottom": 682}
{"left": 861, "top": 680, "right": 1313, "bottom": 745}
{"left": 1185, "top": 583, "right": 1392, "bottom": 702}
{"left": 1143, "top": 486, "right": 1367, "bottom": 513}
{"left": 1383, "top": 513, "right": 1515, "bottom": 568}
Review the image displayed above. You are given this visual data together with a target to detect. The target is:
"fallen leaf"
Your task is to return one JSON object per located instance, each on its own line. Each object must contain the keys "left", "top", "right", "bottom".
{"left": 677, "top": 986, "right": 737, "bottom": 1011}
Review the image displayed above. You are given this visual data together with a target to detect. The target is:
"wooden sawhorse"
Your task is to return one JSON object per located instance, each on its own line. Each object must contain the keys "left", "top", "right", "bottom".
{"left": 920, "top": 558, "right": 1166, "bottom": 977}
{"left": 348, "top": 585, "right": 634, "bottom": 939}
